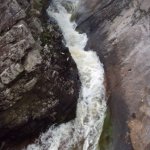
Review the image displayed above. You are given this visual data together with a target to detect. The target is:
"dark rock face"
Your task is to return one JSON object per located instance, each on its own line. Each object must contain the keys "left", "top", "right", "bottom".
{"left": 0, "top": 0, "right": 80, "bottom": 148}
{"left": 76, "top": 0, "right": 150, "bottom": 150}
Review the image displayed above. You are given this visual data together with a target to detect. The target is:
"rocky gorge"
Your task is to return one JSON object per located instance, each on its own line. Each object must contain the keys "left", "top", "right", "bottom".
{"left": 0, "top": 0, "right": 150, "bottom": 150}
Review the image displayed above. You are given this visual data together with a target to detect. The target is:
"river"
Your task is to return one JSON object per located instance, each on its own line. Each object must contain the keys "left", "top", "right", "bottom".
{"left": 26, "top": 0, "right": 106, "bottom": 150}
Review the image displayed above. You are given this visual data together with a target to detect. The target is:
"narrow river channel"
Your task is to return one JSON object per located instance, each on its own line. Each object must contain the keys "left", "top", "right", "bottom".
{"left": 26, "top": 1, "right": 107, "bottom": 150}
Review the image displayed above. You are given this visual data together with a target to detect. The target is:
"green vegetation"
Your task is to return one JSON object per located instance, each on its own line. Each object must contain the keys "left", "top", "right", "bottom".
{"left": 70, "top": 13, "right": 78, "bottom": 22}
{"left": 32, "top": 0, "right": 43, "bottom": 11}
{"left": 40, "top": 27, "right": 52, "bottom": 46}
{"left": 99, "top": 109, "right": 113, "bottom": 150}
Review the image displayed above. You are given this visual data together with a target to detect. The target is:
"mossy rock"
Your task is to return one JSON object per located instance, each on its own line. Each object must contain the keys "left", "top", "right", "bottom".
{"left": 99, "top": 109, "right": 113, "bottom": 150}
{"left": 32, "top": 0, "right": 43, "bottom": 11}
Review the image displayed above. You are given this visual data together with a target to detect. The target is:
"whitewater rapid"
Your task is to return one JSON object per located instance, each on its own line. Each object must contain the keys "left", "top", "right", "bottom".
{"left": 26, "top": 0, "right": 106, "bottom": 150}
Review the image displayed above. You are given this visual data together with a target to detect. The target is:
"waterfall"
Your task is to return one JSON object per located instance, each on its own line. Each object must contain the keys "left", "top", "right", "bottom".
{"left": 26, "top": 0, "right": 106, "bottom": 150}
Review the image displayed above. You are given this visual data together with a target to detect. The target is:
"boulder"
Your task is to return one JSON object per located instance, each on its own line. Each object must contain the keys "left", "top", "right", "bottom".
{"left": 0, "top": 0, "right": 80, "bottom": 148}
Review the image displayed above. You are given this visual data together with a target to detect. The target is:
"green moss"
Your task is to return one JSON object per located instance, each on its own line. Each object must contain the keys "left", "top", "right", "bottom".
{"left": 70, "top": 13, "right": 77, "bottom": 22}
{"left": 40, "top": 23, "right": 61, "bottom": 48}
{"left": 99, "top": 109, "right": 113, "bottom": 150}
{"left": 40, "top": 28, "right": 52, "bottom": 46}
{"left": 26, "top": 0, "right": 44, "bottom": 18}
{"left": 32, "top": 0, "right": 43, "bottom": 11}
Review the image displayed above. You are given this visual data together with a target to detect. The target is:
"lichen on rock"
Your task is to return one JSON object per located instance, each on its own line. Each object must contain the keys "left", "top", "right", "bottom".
{"left": 0, "top": 0, "right": 80, "bottom": 149}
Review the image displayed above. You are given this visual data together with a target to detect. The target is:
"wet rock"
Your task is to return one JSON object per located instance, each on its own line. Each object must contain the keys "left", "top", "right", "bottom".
{"left": 0, "top": 0, "right": 80, "bottom": 148}
{"left": 76, "top": 0, "right": 150, "bottom": 150}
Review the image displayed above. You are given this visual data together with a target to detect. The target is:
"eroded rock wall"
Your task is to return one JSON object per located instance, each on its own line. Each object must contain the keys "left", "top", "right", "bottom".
{"left": 0, "top": 0, "right": 80, "bottom": 148}
{"left": 76, "top": 0, "right": 150, "bottom": 150}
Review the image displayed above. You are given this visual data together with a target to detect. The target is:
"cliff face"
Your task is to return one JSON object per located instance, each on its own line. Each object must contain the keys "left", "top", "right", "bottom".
{"left": 76, "top": 0, "right": 150, "bottom": 150}
{"left": 0, "top": 0, "right": 80, "bottom": 148}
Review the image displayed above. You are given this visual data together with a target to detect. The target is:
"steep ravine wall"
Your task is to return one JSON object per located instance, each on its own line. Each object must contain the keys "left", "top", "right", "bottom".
{"left": 76, "top": 0, "right": 150, "bottom": 150}
{"left": 0, "top": 0, "right": 80, "bottom": 149}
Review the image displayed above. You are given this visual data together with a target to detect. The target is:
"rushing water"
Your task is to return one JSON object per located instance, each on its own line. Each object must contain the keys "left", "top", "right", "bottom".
{"left": 26, "top": 0, "right": 106, "bottom": 150}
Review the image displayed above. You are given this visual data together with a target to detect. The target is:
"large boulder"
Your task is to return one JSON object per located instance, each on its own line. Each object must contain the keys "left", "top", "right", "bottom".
{"left": 0, "top": 0, "right": 80, "bottom": 148}
{"left": 76, "top": 0, "right": 150, "bottom": 150}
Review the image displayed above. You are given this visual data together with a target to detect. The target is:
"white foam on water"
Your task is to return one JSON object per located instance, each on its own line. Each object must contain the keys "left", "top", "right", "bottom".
{"left": 26, "top": 0, "right": 106, "bottom": 150}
